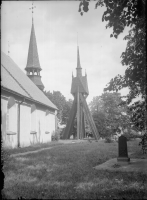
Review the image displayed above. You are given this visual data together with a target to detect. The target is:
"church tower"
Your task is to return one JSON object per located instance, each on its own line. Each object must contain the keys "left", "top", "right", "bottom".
{"left": 63, "top": 44, "right": 99, "bottom": 140}
{"left": 25, "top": 3, "right": 44, "bottom": 91}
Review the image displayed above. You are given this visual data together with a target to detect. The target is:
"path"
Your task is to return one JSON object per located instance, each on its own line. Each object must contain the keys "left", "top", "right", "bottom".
{"left": 10, "top": 139, "right": 88, "bottom": 157}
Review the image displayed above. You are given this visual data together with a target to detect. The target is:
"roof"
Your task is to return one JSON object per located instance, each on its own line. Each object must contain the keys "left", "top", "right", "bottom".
{"left": 71, "top": 76, "right": 89, "bottom": 95}
{"left": 71, "top": 45, "right": 89, "bottom": 95}
{"left": 1, "top": 51, "right": 57, "bottom": 110}
{"left": 28, "top": 75, "right": 44, "bottom": 87}
{"left": 25, "top": 21, "right": 41, "bottom": 70}
{"left": 77, "top": 46, "right": 82, "bottom": 69}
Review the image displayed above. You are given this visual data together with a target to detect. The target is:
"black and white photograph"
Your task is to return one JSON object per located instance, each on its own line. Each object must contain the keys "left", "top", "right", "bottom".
{"left": 1, "top": 0, "right": 146, "bottom": 199}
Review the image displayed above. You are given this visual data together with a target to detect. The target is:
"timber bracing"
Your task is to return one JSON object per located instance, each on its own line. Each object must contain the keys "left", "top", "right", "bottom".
{"left": 63, "top": 45, "right": 100, "bottom": 140}
{"left": 63, "top": 93, "right": 100, "bottom": 140}
{"left": 80, "top": 94, "right": 99, "bottom": 140}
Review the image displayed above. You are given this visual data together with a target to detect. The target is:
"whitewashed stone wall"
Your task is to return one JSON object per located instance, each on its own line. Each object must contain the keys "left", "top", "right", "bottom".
{"left": 1, "top": 96, "right": 56, "bottom": 149}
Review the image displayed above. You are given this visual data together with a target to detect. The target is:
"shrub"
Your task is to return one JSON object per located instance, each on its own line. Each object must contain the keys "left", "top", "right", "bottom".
{"left": 139, "top": 132, "right": 147, "bottom": 154}
{"left": 51, "top": 129, "right": 61, "bottom": 141}
{"left": 123, "top": 131, "right": 142, "bottom": 141}
{"left": 123, "top": 133, "right": 132, "bottom": 141}
{"left": 105, "top": 137, "right": 113, "bottom": 143}
{"left": 59, "top": 128, "right": 65, "bottom": 139}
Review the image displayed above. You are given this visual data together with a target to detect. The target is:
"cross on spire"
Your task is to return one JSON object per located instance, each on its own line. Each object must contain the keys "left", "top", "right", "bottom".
{"left": 29, "top": 1, "right": 36, "bottom": 22}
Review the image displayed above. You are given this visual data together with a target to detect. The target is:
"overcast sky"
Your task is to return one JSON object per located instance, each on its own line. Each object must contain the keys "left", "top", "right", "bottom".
{"left": 2, "top": 1, "right": 130, "bottom": 103}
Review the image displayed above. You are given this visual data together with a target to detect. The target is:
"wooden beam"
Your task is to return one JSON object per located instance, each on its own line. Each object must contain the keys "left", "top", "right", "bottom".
{"left": 80, "top": 104, "right": 85, "bottom": 139}
{"left": 82, "top": 110, "right": 86, "bottom": 138}
{"left": 77, "top": 87, "right": 80, "bottom": 139}
{"left": 80, "top": 93, "right": 100, "bottom": 140}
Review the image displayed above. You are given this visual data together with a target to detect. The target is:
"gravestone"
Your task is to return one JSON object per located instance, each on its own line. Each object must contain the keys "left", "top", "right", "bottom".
{"left": 117, "top": 135, "right": 130, "bottom": 163}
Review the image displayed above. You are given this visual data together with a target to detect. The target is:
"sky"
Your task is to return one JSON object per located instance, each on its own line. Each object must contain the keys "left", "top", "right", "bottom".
{"left": 2, "top": 1, "right": 130, "bottom": 103}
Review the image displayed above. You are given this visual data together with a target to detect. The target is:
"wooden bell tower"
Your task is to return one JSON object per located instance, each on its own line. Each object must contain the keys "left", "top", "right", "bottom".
{"left": 63, "top": 46, "right": 99, "bottom": 140}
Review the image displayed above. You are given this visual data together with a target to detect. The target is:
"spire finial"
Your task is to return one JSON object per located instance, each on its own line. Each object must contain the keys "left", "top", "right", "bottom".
{"left": 85, "top": 69, "right": 87, "bottom": 76}
{"left": 8, "top": 41, "right": 10, "bottom": 57}
{"left": 29, "top": 1, "right": 36, "bottom": 23}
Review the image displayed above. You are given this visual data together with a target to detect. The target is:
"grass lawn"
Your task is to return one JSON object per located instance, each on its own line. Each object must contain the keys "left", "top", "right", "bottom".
{"left": 3, "top": 140, "right": 64, "bottom": 155}
{"left": 2, "top": 139, "right": 147, "bottom": 199}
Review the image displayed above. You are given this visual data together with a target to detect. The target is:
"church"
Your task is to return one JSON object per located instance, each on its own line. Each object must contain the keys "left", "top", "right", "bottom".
{"left": 1, "top": 11, "right": 58, "bottom": 148}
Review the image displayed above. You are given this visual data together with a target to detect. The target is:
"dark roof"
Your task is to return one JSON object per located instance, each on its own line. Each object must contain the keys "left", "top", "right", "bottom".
{"left": 71, "top": 46, "right": 89, "bottom": 95}
{"left": 71, "top": 76, "right": 89, "bottom": 95}
{"left": 25, "top": 21, "right": 41, "bottom": 70}
{"left": 77, "top": 46, "right": 82, "bottom": 69}
{"left": 1, "top": 51, "right": 57, "bottom": 110}
{"left": 28, "top": 75, "right": 44, "bottom": 87}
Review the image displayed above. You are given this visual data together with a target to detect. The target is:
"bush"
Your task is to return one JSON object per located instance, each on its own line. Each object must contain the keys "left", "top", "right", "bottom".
{"left": 123, "top": 133, "right": 132, "bottom": 141}
{"left": 52, "top": 129, "right": 61, "bottom": 141}
{"left": 59, "top": 128, "right": 65, "bottom": 139}
{"left": 105, "top": 137, "right": 113, "bottom": 143}
{"left": 123, "top": 131, "right": 142, "bottom": 141}
{"left": 139, "top": 132, "right": 147, "bottom": 154}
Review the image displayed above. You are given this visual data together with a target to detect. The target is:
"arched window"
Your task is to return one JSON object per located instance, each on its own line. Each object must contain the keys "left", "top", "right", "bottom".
{"left": 7, "top": 96, "right": 17, "bottom": 133}
{"left": 31, "top": 104, "right": 36, "bottom": 132}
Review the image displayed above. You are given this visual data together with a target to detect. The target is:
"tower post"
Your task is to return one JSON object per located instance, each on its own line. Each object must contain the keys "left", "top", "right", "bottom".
{"left": 63, "top": 44, "right": 99, "bottom": 140}
{"left": 77, "top": 86, "right": 80, "bottom": 139}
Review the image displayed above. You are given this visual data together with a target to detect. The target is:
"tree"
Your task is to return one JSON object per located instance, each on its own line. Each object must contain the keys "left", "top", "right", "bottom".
{"left": 45, "top": 91, "right": 73, "bottom": 125}
{"left": 89, "top": 92, "right": 131, "bottom": 138}
{"left": 62, "top": 99, "right": 73, "bottom": 125}
{"left": 79, "top": 0, "right": 146, "bottom": 132}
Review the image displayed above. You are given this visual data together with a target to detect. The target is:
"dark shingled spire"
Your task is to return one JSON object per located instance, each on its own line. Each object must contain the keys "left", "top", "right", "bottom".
{"left": 76, "top": 46, "right": 82, "bottom": 78}
{"left": 25, "top": 11, "right": 44, "bottom": 91}
{"left": 25, "top": 21, "right": 41, "bottom": 70}
{"left": 71, "top": 45, "right": 89, "bottom": 96}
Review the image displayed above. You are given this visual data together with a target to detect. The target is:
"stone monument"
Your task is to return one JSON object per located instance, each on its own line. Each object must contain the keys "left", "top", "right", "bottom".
{"left": 117, "top": 135, "right": 130, "bottom": 163}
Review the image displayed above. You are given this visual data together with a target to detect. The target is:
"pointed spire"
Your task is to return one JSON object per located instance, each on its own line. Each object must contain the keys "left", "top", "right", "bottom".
{"left": 85, "top": 69, "right": 87, "bottom": 76}
{"left": 77, "top": 46, "right": 82, "bottom": 69}
{"left": 25, "top": 20, "right": 41, "bottom": 70}
{"left": 76, "top": 45, "right": 82, "bottom": 77}
{"left": 25, "top": 2, "right": 44, "bottom": 91}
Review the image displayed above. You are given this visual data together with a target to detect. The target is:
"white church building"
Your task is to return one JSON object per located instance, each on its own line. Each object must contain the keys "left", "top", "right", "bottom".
{"left": 1, "top": 13, "right": 58, "bottom": 149}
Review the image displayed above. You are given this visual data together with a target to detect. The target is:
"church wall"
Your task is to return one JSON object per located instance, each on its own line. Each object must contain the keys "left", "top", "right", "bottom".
{"left": 36, "top": 109, "right": 55, "bottom": 143}
{"left": 48, "top": 112, "right": 56, "bottom": 138}
{"left": 1, "top": 97, "right": 18, "bottom": 148}
{"left": 20, "top": 104, "right": 31, "bottom": 147}
{"left": 1, "top": 98, "right": 7, "bottom": 145}
{"left": 1, "top": 92, "right": 56, "bottom": 149}
{"left": 44, "top": 113, "right": 52, "bottom": 142}
{"left": 36, "top": 108, "right": 46, "bottom": 143}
